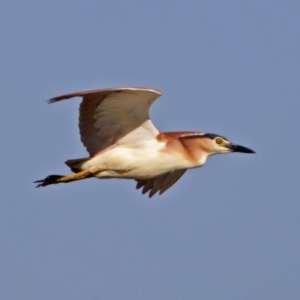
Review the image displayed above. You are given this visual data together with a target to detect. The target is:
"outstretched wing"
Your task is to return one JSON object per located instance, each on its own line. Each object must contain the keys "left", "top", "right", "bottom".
{"left": 49, "top": 87, "right": 162, "bottom": 155}
{"left": 136, "top": 169, "right": 187, "bottom": 198}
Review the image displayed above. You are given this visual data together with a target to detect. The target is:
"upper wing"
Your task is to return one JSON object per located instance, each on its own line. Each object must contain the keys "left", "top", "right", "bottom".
{"left": 49, "top": 87, "right": 162, "bottom": 155}
{"left": 136, "top": 169, "right": 187, "bottom": 198}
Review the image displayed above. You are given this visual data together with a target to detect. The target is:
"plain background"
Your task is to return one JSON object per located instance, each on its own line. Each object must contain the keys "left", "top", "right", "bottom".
{"left": 1, "top": 1, "right": 299, "bottom": 299}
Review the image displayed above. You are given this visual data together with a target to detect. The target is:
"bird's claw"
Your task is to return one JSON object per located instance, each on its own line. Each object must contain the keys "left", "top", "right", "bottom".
{"left": 34, "top": 175, "right": 64, "bottom": 187}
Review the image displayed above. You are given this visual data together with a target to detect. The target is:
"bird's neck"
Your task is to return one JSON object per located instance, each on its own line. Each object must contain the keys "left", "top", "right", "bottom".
{"left": 157, "top": 133, "right": 209, "bottom": 168}
{"left": 180, "top": 138, "right": 209, "bottom": 167}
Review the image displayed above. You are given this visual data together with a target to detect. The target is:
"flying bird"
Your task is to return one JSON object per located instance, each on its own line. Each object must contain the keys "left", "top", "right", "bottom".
{"left": 35, "top": 87, "right": 255, "bottom": 197}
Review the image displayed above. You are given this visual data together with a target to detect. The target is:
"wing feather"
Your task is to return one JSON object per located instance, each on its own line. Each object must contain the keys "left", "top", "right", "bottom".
{"left": 49, "top": 87, "right": 162, "bottom": 155}
{"left": 136, "top": 170, "right": 186, "bottom": 198}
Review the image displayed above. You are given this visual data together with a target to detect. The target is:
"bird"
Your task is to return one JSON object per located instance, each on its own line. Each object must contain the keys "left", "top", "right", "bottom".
{"left": 35, "top": 87, "right": 255, "bottom": 197}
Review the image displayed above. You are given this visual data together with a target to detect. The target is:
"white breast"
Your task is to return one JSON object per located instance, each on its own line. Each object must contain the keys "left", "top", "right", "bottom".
{"left": 81, "top": 139, "right": 192, "bottom": 179}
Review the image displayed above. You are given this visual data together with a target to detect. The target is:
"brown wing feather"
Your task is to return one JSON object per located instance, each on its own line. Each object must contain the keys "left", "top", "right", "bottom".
{"left": 136, "top": 169, "right": 186, "bottom": 198}
{"left": 48, "top": 88, "right": 123, "bottom": 103}
{"left": 48, "top": 87, "right": 162, "bottom": 155}
{"left": 79, "top": 93, "right": 108, "bottom": 155}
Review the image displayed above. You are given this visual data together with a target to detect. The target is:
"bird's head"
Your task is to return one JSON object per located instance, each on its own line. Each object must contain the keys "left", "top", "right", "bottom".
{"left": 197, "top": 133, "right": 255, "bottom": 156}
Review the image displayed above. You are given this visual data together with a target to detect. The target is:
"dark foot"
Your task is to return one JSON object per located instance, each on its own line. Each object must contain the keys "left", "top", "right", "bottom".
{"left": 34, "top": 175, "right": 64, "bottom": 187}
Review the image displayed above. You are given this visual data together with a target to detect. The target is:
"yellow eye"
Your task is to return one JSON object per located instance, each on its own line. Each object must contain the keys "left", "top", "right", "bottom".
{"left": 216, "top": 138, "right": 223, "bottom": 145}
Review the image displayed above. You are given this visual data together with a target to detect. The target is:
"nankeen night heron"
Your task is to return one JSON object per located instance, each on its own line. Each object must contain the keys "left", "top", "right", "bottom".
{"left": 35, "top": 87, "right": 255, "bottom": 197}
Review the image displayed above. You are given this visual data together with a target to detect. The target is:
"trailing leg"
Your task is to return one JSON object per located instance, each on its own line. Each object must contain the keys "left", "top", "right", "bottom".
{"left": 34, "top": 169, "right": 102, "bottom": 188}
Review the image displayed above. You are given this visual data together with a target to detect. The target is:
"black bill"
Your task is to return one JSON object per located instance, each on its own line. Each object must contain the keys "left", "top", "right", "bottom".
{"left": 226, "top": 143, "right": 255, "bottom": 153}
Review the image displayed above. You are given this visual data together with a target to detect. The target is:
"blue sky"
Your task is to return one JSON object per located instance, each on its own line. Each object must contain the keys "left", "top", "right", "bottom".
{"left": 1, "top": 1, "right": 299, "bottom": 299}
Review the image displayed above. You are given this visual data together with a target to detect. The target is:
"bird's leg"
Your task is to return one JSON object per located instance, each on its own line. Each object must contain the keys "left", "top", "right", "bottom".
{"left": 34, "top": 169, "right": 102, "bottom": 188}
{"left": 34, "top": 175, "right": 65, "bottom": 187}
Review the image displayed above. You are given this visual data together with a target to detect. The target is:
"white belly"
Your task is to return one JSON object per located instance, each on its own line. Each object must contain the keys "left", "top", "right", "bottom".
{"left": 81, "top": 140, "right": 192, "bottom": 179}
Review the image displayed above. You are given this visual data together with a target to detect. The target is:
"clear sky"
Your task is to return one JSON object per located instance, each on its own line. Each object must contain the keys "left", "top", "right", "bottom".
{"left": 1, "top": 1, "right": 299, "bottom": 299}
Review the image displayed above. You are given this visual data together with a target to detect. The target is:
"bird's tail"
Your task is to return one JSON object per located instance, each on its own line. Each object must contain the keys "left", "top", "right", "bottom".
{"left": 65, "top": 158, "right": 90, "bottom": 173}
